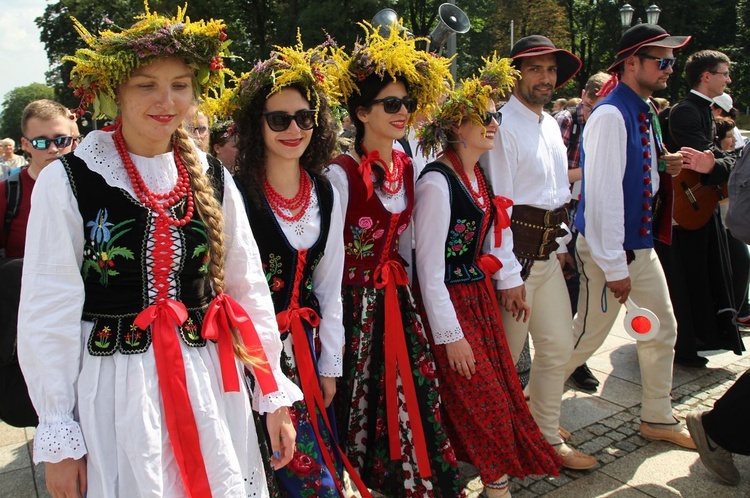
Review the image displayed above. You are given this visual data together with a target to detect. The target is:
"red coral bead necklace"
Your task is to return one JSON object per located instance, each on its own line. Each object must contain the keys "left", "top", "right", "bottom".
{"left": 265, "top": 165, "right": 312, "bottom": 222}
{"left": 446, "top": 149, "right": 487, "bottom": 209}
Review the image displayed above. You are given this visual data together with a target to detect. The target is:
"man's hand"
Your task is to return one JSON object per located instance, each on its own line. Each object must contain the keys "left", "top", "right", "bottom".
{"left": 606, "top": 277, "right": 631, "bottom": 304}
{"left": 445, "top": 338, "right": 476, "bottom": 380}
{"left": 498, "top": 285, "right": 530, "bottom": 322}
{"left": 661, "top": 151, "right": 683, "bottom": 176}
{"left": 680, "top": 147, "right": 715, "bottom": 174}
{"left": 557, "top": 252, "right": 575, "bottom": 279}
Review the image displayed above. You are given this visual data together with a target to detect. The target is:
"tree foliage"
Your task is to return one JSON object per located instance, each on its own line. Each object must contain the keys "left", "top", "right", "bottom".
{"left": 0, "top": 83, "right": 56, "bottom": 142}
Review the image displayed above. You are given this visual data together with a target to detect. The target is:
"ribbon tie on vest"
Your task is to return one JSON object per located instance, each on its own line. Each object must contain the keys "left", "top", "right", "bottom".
{"left": 477, "top": 254, "right": 504, "bottom": 319}
{"left": 202, "top": 293, "right": 279, "bottom": 395}
{"left": 135, "top": 298, "right": 212, "bottom": 498}
{"left": 373, "top": 258, "right": 432, "bottom": 478}
{"left": 358, "top": 148, "right": 390, "bottom": 200}
{"left": 491, "top": 196, "right": 513, "bottom": 248}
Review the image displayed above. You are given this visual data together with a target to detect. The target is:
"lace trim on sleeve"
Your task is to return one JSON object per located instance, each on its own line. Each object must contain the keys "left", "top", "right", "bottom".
{"left": 33, "top": 418, "right": 87, "bottom": 464}
{"left": 251, "top": 373, "right": 303, "bottom": 414}
{"left": 432, "top": 326, "right": 465, "bottom": 345}
{"left": 317, "top": 352, "right": 343, "bottom": 378}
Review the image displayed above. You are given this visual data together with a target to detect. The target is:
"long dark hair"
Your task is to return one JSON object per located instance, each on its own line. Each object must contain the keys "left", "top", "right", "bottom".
{"left": 346, "top": 73, "right": 410, "bottom": 187}
{"left": 234, "top": 83, "right": 338, "bottom": 208}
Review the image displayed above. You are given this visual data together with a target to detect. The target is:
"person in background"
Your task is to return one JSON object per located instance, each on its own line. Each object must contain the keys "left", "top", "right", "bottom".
{"left": 210, "top": 120, "right": 239, "bottom": 173}
{"left": 551, "top": 97, "right": 567, "bottom": 117}
{"left": 555, "top": 71, "right": 609, "bottom": 393}
{"left": 416, "top": 54, "right": 561, "bottom": 498}
{"left": 184, "top": 108, "right": 211, "bottom": 152}
{"left": 0, "top": 138, "right": 27, "bottom": 180}
{"left": 713, "top": 92, "right": 745, "bottom": 150}
{"left": 327, "top": 21, "right": 463, "bottom": 497}
{"left": 18, "top": 7, "right": 301, "bottom": 497}
{"left": 653, "top": 97, "right": 670, "bottom": 112}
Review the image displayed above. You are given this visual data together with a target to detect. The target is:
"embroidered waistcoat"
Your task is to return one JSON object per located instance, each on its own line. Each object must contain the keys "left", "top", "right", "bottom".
{"left": 576, "top": 82, "right": 672, "bottom": 250}
{"left": 420, "top": 162, "right": 494, "bottom": 284}
{"left": 244, "top": 175, "right": 333, "bottom": 315}
{"left": 333, "top": 152, "right": 414, "bottom": 288}
{"left": 61, "top": 153, "right": 224, "bottom": 356}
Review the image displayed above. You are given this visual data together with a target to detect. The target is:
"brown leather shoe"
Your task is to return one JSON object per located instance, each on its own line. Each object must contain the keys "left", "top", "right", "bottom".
{"left": 640, "top": 421, "right": 696, "bottom": 449}
{"left": 559, "top": 426, "right": 571, "bottom": 441}
{"left": 557, "top": 443, "right": 597, "bottom": 470}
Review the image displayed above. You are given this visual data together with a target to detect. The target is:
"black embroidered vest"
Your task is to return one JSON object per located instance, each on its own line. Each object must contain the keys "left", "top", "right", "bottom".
{"left": 241, "top": 175, "right": 333, "bottom": 315}
{"left": 60, "top": 153, "right": 224, "bottom": 356}
{"left": 420, "top": 161, "right": 493, "bottom": 284}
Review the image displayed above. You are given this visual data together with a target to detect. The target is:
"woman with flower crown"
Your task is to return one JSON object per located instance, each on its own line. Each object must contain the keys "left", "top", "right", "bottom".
{"left": 229, "top": 38, "right": 371, "bottom": 498}
{"left": 16, "top": 5, "right": 302, "bottom": 498}
{"left": 415, "top": 55, "right": 562, "bottom": 498}
{"left": 326, "top": 21, "right": 463, "bottom": 498}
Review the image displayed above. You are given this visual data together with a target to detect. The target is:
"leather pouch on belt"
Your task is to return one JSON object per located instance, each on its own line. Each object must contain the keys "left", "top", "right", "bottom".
{"left": 511, "top": 205, "right": 568, "bottom": 260}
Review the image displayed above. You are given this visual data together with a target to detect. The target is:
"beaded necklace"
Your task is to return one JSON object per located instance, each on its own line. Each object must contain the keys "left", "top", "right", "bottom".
{"left": 361, "top": 145, "right": 404, "bottom": 195}
{"left": 264, "top": 166, "right": 312, "bottom": 222}
{"left": 446, "top": 149, "right": 487, "bottom": 209}
{"left": 114, "top": 128, "right": 195, "bottom": 227}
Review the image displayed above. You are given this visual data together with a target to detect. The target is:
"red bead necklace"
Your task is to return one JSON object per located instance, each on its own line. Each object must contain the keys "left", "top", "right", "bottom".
{"left": 114, "top": 128, "right": 195, "bottom": 227}
{"left": 446, "top": 149, "right": 487, "bottom": 209}
{"left": 361, "top": 146, "right": 403, "bottom": 195}
{"left": 265, "top": 166, "right": 312, "bottom": 222}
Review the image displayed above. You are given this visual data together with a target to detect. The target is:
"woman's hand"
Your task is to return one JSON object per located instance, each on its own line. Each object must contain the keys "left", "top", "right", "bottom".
{"left": 46, "top": 458, "right": 87, "bottom": 498}
{"left": 445, "top": 338, "right": 476, "bottom": 380}
{"left": 265, "top": 406, "right": 296, "bottom": 470}
{"left": 320, "top": 376, "right": 336, "bottom": 407}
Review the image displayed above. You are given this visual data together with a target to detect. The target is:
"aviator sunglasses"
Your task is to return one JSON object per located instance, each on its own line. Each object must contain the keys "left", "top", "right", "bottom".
{"left": 370, "top": 96, "right": 418, "bottom": 114}
{"left": 483, "top": 111, "right": 502, "bottom": 126}
{"left": 24, "top": 136, "right": 74, "bottom": 150}
{"left": 263, "top": 110, "right": 317, "bottom": 132}
{"left": 637, "top": 54, "right": 677, "bottom": 71}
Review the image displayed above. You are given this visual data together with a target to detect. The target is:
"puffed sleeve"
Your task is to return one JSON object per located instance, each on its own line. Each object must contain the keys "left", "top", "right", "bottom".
{"left": 414, "top": 170, "right": 464, "bottom": 344}
{"left": 222, "top": 169, "right": 303, "bottom": 412}
{"left": 325, "top": 162, "right": 349, "bottom": 222}
{"left": 17, "top": 161, "right": 88, "bottom": 464}
{"left": 311, "top": 185, "right": 345, "bottom": 377}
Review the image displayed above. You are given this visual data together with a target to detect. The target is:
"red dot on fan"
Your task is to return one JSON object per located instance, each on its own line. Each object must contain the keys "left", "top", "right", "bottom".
{"left": 631, "top": 316, "right": 651, "bottom": 334}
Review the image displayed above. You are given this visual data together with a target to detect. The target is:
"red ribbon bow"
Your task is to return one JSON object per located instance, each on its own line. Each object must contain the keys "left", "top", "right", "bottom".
{"left": 135, "top": 299, "right": 212, "bottom": 498}
{"left": 358, "top": 148, "right": 390, "bottom": 200}
{"left": 491, "top": 195, "right": 513, "bottom": 248}
{"left": 477, "top": 254, "right": 504, "bottom": 322}
{"left": 373, "top": 258, "right": 432, "bottom": 478}
{"left": 202, "top": 293, "right": 279, "bottom": 395}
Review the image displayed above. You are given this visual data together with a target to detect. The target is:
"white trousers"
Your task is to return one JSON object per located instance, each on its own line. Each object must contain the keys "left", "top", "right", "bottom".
{"left": 503, "top": 255, "right": 573, "bottom": 446}
{"left": 565, "top": 236, "right": 677, "bottom": 424}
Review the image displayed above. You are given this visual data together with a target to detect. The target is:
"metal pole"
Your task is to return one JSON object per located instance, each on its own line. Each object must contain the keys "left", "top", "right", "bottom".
{"left": 510, "top": 20, "right": 514, "bottom": 49}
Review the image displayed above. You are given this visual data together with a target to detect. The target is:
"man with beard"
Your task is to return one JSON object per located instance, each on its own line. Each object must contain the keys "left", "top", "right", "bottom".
{"left": 483, "top": 35, "right": 596, "bottom": 470}
{"left": 565, "top": 24, "right": 697, "bottom": 450}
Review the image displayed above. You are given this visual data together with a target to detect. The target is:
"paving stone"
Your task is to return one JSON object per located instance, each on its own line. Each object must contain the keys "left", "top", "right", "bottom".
{"left": 528, "top": 479, "right": 557, "bottom": 494}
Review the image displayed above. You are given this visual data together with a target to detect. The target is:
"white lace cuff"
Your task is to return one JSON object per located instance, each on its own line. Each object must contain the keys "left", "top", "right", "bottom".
{"left": 251, "top": 372, "right": 303, "bottom": 414}
{"left": 432, "top": 326, "right": 465, "bottom": 345}
{"left": 33, "top": 417, "right": 87, "bottom": 464}
{"left": 317, "top": 351, "right": 343, "bottom": 378}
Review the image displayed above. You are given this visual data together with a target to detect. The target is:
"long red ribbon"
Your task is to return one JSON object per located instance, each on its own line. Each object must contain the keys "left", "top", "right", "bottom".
{"left": 202, "top": 293, "right": 279, "bottom": 395}
{"left": 477, "top": 254, "right": 504, "bottom": 321}
{"left": 135, "top": 299, "right": 212, "bottom": 498}
{"left": 276, "top": 307, "right": 373, "bottom": 498}
{"left": 491, "top": 195, "right": 513, "bottom": 248}
{"left": 373, "top": 259, "right": 432, "bottom": 478}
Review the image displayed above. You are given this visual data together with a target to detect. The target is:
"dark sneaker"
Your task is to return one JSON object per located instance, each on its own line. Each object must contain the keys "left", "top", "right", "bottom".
{"left": 674, "top": 355, "right": 709, "bottom": 368}
{"left": 569, "top": 364, "right": 599, "bottom": 392}
{"left": 686, "top": 411, "right": 740, "bottom": 486}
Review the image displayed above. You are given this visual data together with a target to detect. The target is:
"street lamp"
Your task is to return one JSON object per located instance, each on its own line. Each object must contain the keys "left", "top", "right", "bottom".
{"left": 620, "top": 3, "right": 661, "bottom": 33}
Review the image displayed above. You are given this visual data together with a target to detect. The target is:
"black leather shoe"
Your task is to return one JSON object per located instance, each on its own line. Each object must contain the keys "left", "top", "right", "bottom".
{"left": 674, "top": 355, "right": 708, "bottom": 368}
{"left": 569, "top": 364, "right": 599, "bottom": 392}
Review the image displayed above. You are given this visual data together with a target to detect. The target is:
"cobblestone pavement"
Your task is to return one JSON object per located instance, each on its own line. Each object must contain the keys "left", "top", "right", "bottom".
{"left": 2, "top": 326, "right": 748, "bottom": 497}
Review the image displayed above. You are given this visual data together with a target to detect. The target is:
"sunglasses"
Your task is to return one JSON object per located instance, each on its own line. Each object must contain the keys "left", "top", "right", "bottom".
{"left": 263, "top": 110, "right": 317, "bottom": 132}
{"left": 637, "top": 54, "right": 676, "bottom": 71}
{"left": 370, "top": 96, "right": 418, "bottom": 114}
{"left": 482, "top": 111, "right": 502, "bottom": 126}
{"left": 186, "top": 125, "right": 209, "bottom": 135}
{"left": 24, "top": 136, "right": 73, "bottom": 150}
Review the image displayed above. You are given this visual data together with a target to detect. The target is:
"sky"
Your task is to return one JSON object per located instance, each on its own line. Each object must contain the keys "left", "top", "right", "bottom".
{"left": 0, "top": 0, "right": 52, "bottom": 108}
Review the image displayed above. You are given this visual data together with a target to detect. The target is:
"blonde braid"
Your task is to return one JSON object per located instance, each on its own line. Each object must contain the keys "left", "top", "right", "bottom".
{"left": 173, "top": 126, "right": 259, "bottom": 366}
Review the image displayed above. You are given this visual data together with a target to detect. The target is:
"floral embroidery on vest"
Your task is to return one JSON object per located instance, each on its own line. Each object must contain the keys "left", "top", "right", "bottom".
{"left": 190, "top": 220, "right": 210, "bottom": 275}
{"left": 82, "top": 208, "right": 135, "bottom": 286}
{"left": 346, "top": 216, "right": 383, "bottom": 259}
{"left": 446, "top": 219, "right": 477, "bottom": 257}
{"left": 264, "top": 253, "right": 285, "bottom": 293}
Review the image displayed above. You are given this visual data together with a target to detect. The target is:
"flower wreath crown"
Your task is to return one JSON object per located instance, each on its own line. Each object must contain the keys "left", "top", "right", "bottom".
{"left": 332, "top": 20, "right": 455, "bottom": 125}
{"left": 219, "top": 31, "right": 347, "bottom": 124}
{"left": 64, "top": 1, "right": 234, "bottom": 119}
{"left": 418, "top": 53, "right": 518, "bottom": 158}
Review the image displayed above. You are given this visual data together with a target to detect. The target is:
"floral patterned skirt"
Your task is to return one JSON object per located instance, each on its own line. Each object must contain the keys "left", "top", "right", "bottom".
{"left": 336, "top": 285, "right": 464, "bottom": 498}
{"left": 428, "top": 281, "right": 562, "bottom": 483}
{"left": 254, "top": 324, "right": 345, "bottom": 498}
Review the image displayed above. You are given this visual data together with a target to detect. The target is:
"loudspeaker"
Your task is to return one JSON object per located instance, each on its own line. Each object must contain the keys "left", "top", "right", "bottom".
{"left": 428, "top": 3, "right": 470, "bottom": 51}
{"left": 371, "top": 9, "right": 412, "bottom": 39}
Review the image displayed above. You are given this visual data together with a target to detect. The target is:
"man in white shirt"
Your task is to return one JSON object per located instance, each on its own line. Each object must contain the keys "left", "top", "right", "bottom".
{"left": 482, "top": 35, "right": 596, "bottom": 470}
{"left": 566, "top": 23, "right": 697, "bottom": 450}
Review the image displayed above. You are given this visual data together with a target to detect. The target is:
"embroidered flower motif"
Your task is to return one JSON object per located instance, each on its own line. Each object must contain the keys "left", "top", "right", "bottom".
{"left": 81, "top": 210, "right": 135, "bottom": 287}
{"left": 264, "top": 253, "right": 284, "bottom": 293}
{"left": 183, "top": 318, "right": 200, "bottom": 341}
{"left": 190, "top": 221, "right": 210, "bottom": 275}
{"left": 358, "top": 216, "right": 374, "bottom": 229}
{"left": 271, "top": 276, "right": 285, "bottom": 292}
{"left": 372, "top": 228, "right": 385, "bottom": 239}
{"left": 397, "top": 223, "right": 408, "bottom": 235}
{"left": 124, "top": 323, "right": 143, "bottom": 347}
{"left": 346, "top": 220, "right": 380, "bottom": 259}
{"left": 94, "top": 325, "right": 112, "bottom": 349}
{"left": 446, "top": 219, "right": 477, "bottom": 257}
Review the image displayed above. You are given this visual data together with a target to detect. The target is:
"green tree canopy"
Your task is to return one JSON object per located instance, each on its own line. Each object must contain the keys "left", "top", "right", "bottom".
{"left": 0, "top": 83, "right": 56, "bottom": 143}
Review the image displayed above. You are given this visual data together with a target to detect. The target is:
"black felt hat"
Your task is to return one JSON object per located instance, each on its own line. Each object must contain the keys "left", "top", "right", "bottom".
{"left": 510, "top": 35, "right": 582, "bottom": 89}
{"left": 607, "top": 24, "right": 690, "bottom": 72}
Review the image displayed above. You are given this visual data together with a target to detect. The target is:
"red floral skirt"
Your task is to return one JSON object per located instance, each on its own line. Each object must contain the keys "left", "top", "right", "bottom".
{"left": 429, "top": 281, "right": 562, "bottom": 483}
